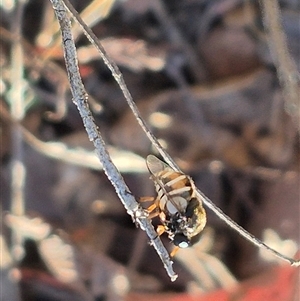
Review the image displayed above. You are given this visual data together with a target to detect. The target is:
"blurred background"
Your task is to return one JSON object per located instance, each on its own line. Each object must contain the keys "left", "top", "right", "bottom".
{"left": 0, "top": 0, "right": 299, "bottom": 300}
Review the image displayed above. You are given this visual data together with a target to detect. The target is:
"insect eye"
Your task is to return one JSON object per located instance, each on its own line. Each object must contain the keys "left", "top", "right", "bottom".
{"left": 173, "top": 234, "right": 190, "bottom": 248}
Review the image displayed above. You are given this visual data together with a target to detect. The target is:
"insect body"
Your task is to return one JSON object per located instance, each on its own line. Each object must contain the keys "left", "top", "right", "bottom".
{"left": 146, "top": 155, "right": 207, "bottom": 251}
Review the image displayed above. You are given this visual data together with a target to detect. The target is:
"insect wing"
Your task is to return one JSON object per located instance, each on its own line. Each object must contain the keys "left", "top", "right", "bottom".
{"left": 146, "top": 155, "right": 171, "bottom": 175}
{"left": 146, "top": 155, "right": 186, "bottom": 214}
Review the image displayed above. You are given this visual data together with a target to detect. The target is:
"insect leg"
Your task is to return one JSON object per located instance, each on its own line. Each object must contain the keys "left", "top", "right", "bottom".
{"left": 170, "top": 246, "right": 180, "bottom": 257}
{"left": 139, "top": 196, "right": 155, "bottom": 202}
{"left": 139, "top": 196, "right": 161, "bottom": 218}
{"left": 157, "top": 225, "right": 166, "bottom": 236}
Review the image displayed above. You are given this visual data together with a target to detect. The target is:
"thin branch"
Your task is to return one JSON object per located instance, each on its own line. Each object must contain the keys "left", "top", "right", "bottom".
{"left": 260, "top": 0, "right": 300, "bottom": 131}
{"left": 152, "top": 0, "right": 207, "bottom": 82}
{"left": 194, "top": 190, "right": 299, "bottom": 267}
{"left": 49, "top": 0, "right": 177, "bottom": 281}
{"left": 0, "top": 104, "right": 146, "bottom": 173}
{"left": 59, "top": 0, "right": 300, "bottom": 267}
{"left": 8, "top": 0, "right": 27, "bottom": 262}
{"left": 61, "top": 0, "right": 179, "bottom": 172}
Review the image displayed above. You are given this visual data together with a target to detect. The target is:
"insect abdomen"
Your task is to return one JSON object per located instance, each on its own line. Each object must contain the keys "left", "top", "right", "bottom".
{"left": 153, "top": 170, "right": 194, "bottom": 214}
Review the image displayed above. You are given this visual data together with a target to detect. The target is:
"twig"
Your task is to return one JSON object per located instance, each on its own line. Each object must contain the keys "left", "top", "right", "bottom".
{"left": 59, "top": 0, "right": 300, "bottom": 267}
{"left": 151, "top": 0, "right": 207, "bottom": 82}
{"left": 60, "top": 0, "right": 178, "bottom": 172}
{"left": 49, "top": 0, "right": 177, "bottom": 281}
{"left": 8, "top": 0, "right": 27, "bottom": 261}
{"left": 260, "top": 0, "right": 300, "bottom": 131}
{"left": 0, "top": 104, "right": 147, "bottom": 173}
